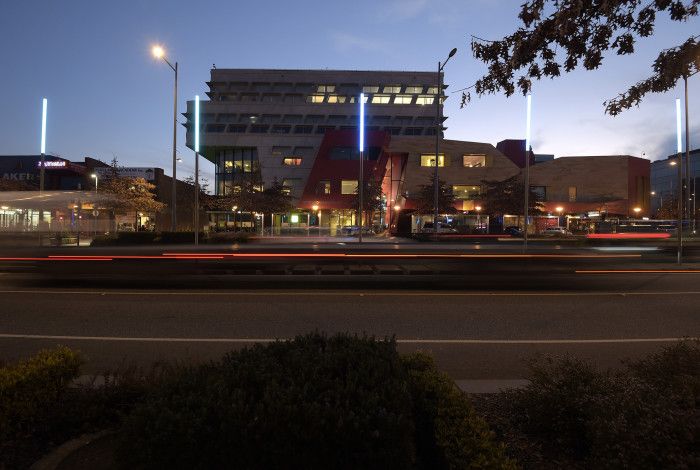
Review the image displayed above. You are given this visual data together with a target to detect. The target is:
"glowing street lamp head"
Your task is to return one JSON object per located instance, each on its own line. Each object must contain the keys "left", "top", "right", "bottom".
{"left": 91, "top": 173, "right": 97, "bottom": 179}
{"left": 394, "top": 204, "right": 401, "bottom": 211}
{"left": 633, "top": 207, "right": 642, "bottom": 213}
{"left": 555, "top": 206, "right": 564, "bottom": 213}
{"left": 312, "top": 204, "right": 319, "bottom": 212}
{"left": 40, "top": 98, "right": 47, "bottom": 154}
{"left": 152, "top": 45, "right": 165, "bottom": 59}
{"left": 194, "top": 95, "right": 200, "bottom": 153}
{"left": 475, "top": 205, "right": 482, "bottom": 212}
{"left": 359, "top": 92, "right": 365, "bottom": 152}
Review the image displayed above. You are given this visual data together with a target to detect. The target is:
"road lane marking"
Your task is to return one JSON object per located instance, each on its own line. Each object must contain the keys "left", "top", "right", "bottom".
{"left": 0, "top": 334, "right": 695, "bottom": 344}
{"left": 0, "top": 290, "right": 699, "bottom": 297}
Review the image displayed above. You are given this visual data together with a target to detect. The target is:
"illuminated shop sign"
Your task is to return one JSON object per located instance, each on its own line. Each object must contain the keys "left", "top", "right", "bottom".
{"left": 37, "top": 161, "right": 67, "bottom": 168}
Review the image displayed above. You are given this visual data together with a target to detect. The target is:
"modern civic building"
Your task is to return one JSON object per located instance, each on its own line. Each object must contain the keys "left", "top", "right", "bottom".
{"left": 184, "top": 67, "right": 653, "bottom": 234}
{"left": 184, "top": 68, "right": 525, "bottom": 232}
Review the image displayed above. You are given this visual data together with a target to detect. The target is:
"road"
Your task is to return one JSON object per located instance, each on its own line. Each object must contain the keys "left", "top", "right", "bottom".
{"left": 1, "top": 269, "right": 698, "bottom": 386}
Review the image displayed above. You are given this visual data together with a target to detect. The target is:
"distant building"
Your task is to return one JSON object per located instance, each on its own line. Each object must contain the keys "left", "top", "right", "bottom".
{"left": 529, "top": 155, "right": 651, "bottom": 217}
{"left": 650, "top": 149, "right": 699, "bottom": 218}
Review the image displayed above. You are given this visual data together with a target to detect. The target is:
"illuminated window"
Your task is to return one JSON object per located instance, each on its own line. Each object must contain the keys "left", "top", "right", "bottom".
{"left": 462, "top": 154, "right": 486, "bottom": 168}
{"left": 362, "top": 86, "right": 379, "bottom": 93}
{"left": 317, "top": 180, "right": 331, "bottom": 195}
{"left": 341, "top": 180, "right": 358, "bottom": 195}
{"left": 405, "top": 85, "right": 423, "bottom": 94}
{"left": 394, "top": 95, "right": 413, "bottom": 104}
{"left": 420, "top": 154, "right": 446, "bottom": 167}
{"left": 453, "top": 185, "right": 481, "bottom": 200}
{"left": 306, "top": 94, "right": 325, "bottom": 103}
{"left": 426, "top": 87, "right": 439, "bottom": 94}
{"left": 327, "top": 95, "right": 347, "bottom": 103}
{"left": 371, "top": 94, "right": 391, "bottom": 104}
{"left": 568, "top": 186, "right": 577, "bottom": 202}
{"left": 416, "top": 95, "right": 434, "bottom": 105}
{"left": 317, "top": 85, "right": 335, "bottom": 93}
{"left": 283, "top": 157, "right": 303, "bottom": 166}
{"left": 383, "top": 85, "right": 401, "bottom": 93}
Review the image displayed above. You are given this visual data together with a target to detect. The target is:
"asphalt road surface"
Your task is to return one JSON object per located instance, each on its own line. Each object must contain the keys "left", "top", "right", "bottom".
{"left": 1, "top": 269, "right": 698, "bottom": 386}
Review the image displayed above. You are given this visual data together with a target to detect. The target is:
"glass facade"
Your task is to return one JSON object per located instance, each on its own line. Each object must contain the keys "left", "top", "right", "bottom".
{"left": 215, "top": 148, "right": 259, "bottom": 195}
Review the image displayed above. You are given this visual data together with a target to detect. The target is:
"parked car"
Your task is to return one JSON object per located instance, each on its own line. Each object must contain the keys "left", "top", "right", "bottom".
{"left": 542, "top": 226, "right": 573, "bottom": 236}
{"left": 420, "top": 222, "right": 458, "bottom": 234}
{"left": 503, "top": 226, "right": 523, "bottom": 237}
{"left": 339, "top": 225, "right": 375, "bottom": 236}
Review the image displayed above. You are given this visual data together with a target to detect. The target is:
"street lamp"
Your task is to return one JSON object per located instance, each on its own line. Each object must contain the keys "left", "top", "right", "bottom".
{"left": 91, "top": 173, "right": 98, "bottom": 193}
{"left": 676, "top": 98, "right": 683, "bottom": 264}
{"left": 475, "top": 205, "right": 482, "bottom": 230}
{"left": 633, "top": 207, "right": 642, "bottom": 217}
{"left": 151, "top": 44, "right": 179, "bottom": 232}
{"left": 194, "top": 95, "right": 200, "bottom": 245}
{"left": 524, "top": 94, "right": 532, "bottom": 250}
{"left": 358, "top": 92, "right": 365, "bottom": 243}
{"left": 683, "top": 70, "right": 698, "bottom": 233}
{"left": 433, "top": 47, "right": 457, "bottom": 233}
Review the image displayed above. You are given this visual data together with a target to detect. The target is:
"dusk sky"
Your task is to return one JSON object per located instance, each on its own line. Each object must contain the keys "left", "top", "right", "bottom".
{"left": 1, "top": 0, "right": 698, "bottom": 186}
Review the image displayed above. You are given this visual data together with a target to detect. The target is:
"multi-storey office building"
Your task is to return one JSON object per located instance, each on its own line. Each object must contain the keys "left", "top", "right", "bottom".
{"left": 184, "top": 68, "right": 523, "bottom": 232}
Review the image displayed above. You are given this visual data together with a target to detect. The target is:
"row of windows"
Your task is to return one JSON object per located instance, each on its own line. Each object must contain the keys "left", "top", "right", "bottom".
{"left": 211, "top": 113, "right": 434, "bottom": 125}
{"left": 279, "top": 179, "right": 358, "bottom": 196}
{"left": 419, "top": 154, "right": 487, "bottom": 168}
{"left": 205, "top": 123, "right": 436, "bottom": 136}
{"left": 306, "top": 94, "right": 436, "bottom": 105}
{"left": 209, "top": 82, "right": 437, "bottom": 95}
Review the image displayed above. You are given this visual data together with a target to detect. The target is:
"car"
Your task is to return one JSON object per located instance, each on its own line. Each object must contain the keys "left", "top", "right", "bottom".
{"left": 542, "top": 226, "right": 573, "bottom": 236}
{"left": 339, "top": 225, "right": 375, "bottom": 236}
{"left": 503, "top": 226, "right": 523, "bottom": 237}
{"left": 420, "top": 222, "right": 458, "bottom": 234}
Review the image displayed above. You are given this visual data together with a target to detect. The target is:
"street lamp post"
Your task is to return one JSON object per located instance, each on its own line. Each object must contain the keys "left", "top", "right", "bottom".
{"left": 194, "top": 95, "right": 201, "bottom": 245}
{"left": 358, "top": 92, "right": 365, "bottom": 243}
{"left": 40, "top": 98, "right": 47, "bottom": 193}
{"left": 676, "top": 98, "right": 683, "bottom": 265}
{"left": 555, "top": 206, "right": 563, "bottom": 226}
{"left": 524, "top": 94, "right": 532, "bottom": 251}
{"left": 475, "top": 205, "right": 482, "bottom": 232}
{"left": 91, "top": 174, "right": 98, "bottom": 236}
{"left": 152, "top": 45, "right": 179, "bottom": 232}
{"left": 434, "top": 48, "right": 457, "bottom": 233}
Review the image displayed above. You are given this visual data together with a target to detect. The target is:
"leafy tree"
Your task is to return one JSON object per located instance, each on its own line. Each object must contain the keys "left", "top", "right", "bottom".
{"left": 414, "top": 175, "right": 457, "bottom": 215}
{"left": 467, "top": 1, "right": 700, "bottom": 115}
{"left": 656, "top": 195, "right": 680, "bottom": 218}
{"left": 100, "top": 176, "right": 166, "bottom": 228}
{"left": 351, "top": 178, "right": 384, "bottom": 225}
{"left": 214, "top": 177, "right": 294, "bottom": 216}
{"left": 259, "top": 179, "right": 294, "bottom": 215}
{"left": 481, "top": 174, "right": 544, "bottom": 216}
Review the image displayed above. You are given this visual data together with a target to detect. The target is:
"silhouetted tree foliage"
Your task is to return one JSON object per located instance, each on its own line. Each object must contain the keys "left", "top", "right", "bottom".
{"left": 415, "top": 175, "right": 457, "bottom": 215}
{"left": 351, "top": 178, "right": 384, "bottom": 223}
{"left": 481, "top": 174, "right": 544, "bottom": 216}
{"left": 468, "top": 0, "right": 700, "bottom": 115}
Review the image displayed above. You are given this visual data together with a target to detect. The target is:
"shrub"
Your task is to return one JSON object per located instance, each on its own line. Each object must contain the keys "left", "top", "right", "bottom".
{"left": 90, "top": 234, "right": 118, "bottom": 246}
{"left": 206, "top": 231, "right": 252, "bottom": 244}
{"left": 118, "top": 334, "right": 513, "bottom": 470}
{"left": 118, "top": 334, "right": 416, "bottom": 469}
{"left": 115, "top": 231, "right": 158, "bottom": 245}
{"left": 503, "top": 343, "right": 700, "bottom": 469}
{"left": 0, "top": 346, "right": 82, "bottom": 444}
{"left": 402, "top": 353, "right": 516, "bottom": 470}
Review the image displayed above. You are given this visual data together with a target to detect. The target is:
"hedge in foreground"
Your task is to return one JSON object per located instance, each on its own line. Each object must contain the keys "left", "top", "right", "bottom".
{"left": 501, "top": 341, "right": 700, "bottom": 469}
{"left": 117, "top": 333, "right": 514, "bottom": 470}
{"left": 0, "top": 346, "right": 82, "bottom": 444}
